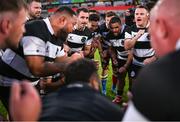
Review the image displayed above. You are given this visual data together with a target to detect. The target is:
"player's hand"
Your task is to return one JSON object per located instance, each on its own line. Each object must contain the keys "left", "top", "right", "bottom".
{"left": 119, "top": 66, "right": 126, "bottom": 73}
{"left": 10, "top": 81, "right": 41, "bottom": 121}
{"left": 39, "top": 77, "right": 52, "bottom": 89}
{"left": 63, "top": 44, "right": 70, "bottom": 56}
{"left": 93, "top": 37, "right": 101, "bottom": 48}
{"left": 71, "top": 52, "right": 84, "bottom": 61}
{"left": 136, "top": 29, "right": 145, "bottom": 38}
{"left": 143, "top": 56, "right": 156, "bottom": 65}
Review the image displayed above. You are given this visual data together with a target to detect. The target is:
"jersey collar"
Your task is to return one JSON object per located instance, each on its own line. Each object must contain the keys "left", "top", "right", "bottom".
{"left": 43, "top": 18, "right": 55, "bottom": 35}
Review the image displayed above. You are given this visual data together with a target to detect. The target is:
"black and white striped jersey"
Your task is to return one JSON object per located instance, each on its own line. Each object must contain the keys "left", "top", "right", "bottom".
{"left": 105, "top": 25, "right": 130, "bottom": 61}
{"left": 66, "top": 27, "right": 93, "bottom": 52}
{"left": 125, "top": 24, "right": 155, "bottom": 66}
{"left": 0, "top": 18, "right": 65, "bottom": 86}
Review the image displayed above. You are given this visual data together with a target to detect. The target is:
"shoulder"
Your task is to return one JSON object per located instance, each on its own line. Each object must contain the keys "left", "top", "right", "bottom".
{"left": 128, "top": 24, "right": 138, "bottom": 32}
{"left": 130, "top": 24, "right": 137, "bottom": 29}
{"left": 25, "top": 20, "right": 46, "bottom": 32}
{"left": 84, "top": 27, "right": 93, "bottom": 37}
{"left": 89, "top": 90, "right": 123, "bottom": 120}
{"left": 24, "top": 20, "right": 48, "bottom": 38}
{"left": 40, "top": 84, "right": 123, "bottom": 120}
{"left": 24, "top": 20, "right": 51, "bottom": 43}
{"left": 132, "top": 50, "right": 180, "bottom": 120}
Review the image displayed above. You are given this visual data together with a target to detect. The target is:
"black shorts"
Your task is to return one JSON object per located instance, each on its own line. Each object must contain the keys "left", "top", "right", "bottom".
{"left": 117, "top": 59, "right": 131, "bottom": 79}
{"left": 129, "top": 64, "right": 142, "bottom": 79}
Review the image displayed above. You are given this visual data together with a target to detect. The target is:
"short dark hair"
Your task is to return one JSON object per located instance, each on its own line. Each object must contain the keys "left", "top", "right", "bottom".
{"left": 89, "top": 9, "right": 97, "bottom": 14}
{"left": 89, "top": 14, "right": 100, "bottom": 22}
{"left": 26, "top": 0, "right": 41, "bottom": 4}
{"left": 105, "top": 11, "right": 117, "bottom": 18}
{"left": 65, "top": 59, "right": 97, "bottom": 84}
{"left": 136, "top": 5, "right": 150, "bottom": 12}
{"left": 109, "top": 16, "right": 121, "bottom": 26}
{"left": 55, "top": 6, "right": 76, "bottom": 16}
{"left": 0, "top": 0, "right": 27, "bottom": 13}
{"left": 76, "top": 8, "right": 89, "bottom": 15}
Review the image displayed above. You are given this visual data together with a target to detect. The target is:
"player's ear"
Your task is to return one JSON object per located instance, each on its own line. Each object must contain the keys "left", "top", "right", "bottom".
{"left": 147, "top": 13, "right": 150, "bottom": 17}
{"left": 0, "top": 18, "right": 11, "bottom": 34}
{"left": 59, "top": 16, "right": 67, "bottom": 26}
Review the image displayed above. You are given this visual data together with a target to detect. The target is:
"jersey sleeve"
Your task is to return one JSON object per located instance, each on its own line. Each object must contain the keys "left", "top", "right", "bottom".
{"left": 56, "top": 48, "right": 66, "bottom": 57}
{"left": 21, "top": 36, "right": 46, "bottom": 56}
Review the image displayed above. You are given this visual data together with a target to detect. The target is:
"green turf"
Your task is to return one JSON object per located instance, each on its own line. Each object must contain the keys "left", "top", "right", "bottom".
{"left": 0, "top": 101, "right": 7, "bottom": 120}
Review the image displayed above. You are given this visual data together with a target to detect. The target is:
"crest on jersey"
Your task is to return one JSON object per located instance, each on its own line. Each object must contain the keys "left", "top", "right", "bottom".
{"left": 68, "top": 35, "right": 73, "bottom": 40}
{"left": 81, "top": 37, "right": 87, "bottom": 43}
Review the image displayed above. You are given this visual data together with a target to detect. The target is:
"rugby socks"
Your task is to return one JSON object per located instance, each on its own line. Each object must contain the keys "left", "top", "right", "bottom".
{"left": 111, "top": 74, "right": 117, "bottom": 93}
{"left": 101, "top": 75, "right": 108, "bottom": 95}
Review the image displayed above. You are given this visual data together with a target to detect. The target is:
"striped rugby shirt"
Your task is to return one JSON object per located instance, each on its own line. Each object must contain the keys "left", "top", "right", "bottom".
{"left": 0, "top": 18, "right": 65, "bottom": 86}
{"left": 66, "top": 26, "right": 93, "bottom": 53}
{"left": 105, "top": 24, "right": 130, "bottom": 61}
{"left": 125, "top": 24, "right": 155, "bottom": 66}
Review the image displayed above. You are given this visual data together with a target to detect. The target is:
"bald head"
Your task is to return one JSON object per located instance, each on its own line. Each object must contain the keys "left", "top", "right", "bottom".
{"left": 48, "top": 6, "right": 77, "bottom": 42}
{"left": 150, "top": 0, "right": 180, "bottom": 57}
{"left": 152, "top": 0, "right": 180, "bottom": 24}
{"left": 161, "top": 0, "right": 180, "bottom": 15}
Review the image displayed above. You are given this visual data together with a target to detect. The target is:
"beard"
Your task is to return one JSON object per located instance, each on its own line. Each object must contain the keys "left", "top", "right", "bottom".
{"left": 56, "top": 28, "right": 69, "bottom": 43}
{"left": 113, "top": 33, "right": 119, "bottom": 37}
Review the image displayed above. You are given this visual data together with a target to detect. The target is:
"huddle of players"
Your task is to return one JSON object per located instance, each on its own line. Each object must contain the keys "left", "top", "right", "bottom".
{"left": 79, "top": 5, "right": 156, "bottom": 105}
{"left": 66, "top": 9, "right": 126, "bottom": 102}
{"left": 0, "top": 4, "right": 154, "bottom": 106}
{"left": 86, "top": 10, "right": 133, "bottom": 104}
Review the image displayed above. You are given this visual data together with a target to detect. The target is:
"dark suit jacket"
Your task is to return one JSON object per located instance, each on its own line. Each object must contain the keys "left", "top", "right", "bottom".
{"left": 132, "top": 49, "right": 180, "bottom": 121}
